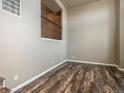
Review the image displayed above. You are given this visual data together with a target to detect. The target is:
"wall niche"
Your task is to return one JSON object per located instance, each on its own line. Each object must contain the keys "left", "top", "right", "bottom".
{"left": 41, "top": 0, "right": 62, "bottom": 40}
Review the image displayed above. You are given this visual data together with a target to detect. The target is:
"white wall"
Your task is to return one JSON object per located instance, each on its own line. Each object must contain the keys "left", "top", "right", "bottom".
{"left": 67, "top": 0, "right": 116, "bottom": 64}
{"left": 0, "top": 0, "right": 67, "bottom": 89}
{"left": 120, "top": 0, "right": 124, "bottom": 68}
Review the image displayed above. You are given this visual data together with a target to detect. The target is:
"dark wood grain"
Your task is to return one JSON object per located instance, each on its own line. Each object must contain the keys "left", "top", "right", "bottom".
{"left": 41, "top": 0, "right": 62, "bottom": 40}
{"left": 14, "top": 62, "right": 124, "bottom": 93}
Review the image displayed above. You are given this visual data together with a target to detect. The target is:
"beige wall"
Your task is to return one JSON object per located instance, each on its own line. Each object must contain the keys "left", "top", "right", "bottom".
{"left": 0, "top": 0, "right": 67, "bottom": 89}
{"left": 115, "top": 0, "right": 120, "bottom": 66}
{"left": 67, "top": 0, "right": 116, "bottom": 64}
{"left": 120, "top": 0, "right": 124, "bottom": 68}
{"left": 0, "top": 0, "right": 124, "bottom": 89}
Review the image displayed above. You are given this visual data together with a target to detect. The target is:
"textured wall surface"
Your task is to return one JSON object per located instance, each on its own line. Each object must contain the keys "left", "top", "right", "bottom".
{"left": 0, "top": 0, "right": 67, "bottom": 89}
{"left": 67, "top": 0, "right": 116, "bottom": 64}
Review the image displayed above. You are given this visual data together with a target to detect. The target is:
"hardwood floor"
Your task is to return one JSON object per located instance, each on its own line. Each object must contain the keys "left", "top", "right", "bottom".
{"left": 15, "top": 62, "right": 124, "bottom": 93}
{"left": 0, "top": 87, "right": 10, "bottom": 93}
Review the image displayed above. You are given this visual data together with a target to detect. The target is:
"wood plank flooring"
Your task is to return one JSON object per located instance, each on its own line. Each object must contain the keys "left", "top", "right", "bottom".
{"left": 15, "top": 62, "right": 124, "bottom": 93}
{"left": 0, "top": 87, "right": 11, "bottom": 93}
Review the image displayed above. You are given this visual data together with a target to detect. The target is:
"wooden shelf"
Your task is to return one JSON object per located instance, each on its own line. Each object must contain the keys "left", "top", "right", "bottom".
{"left": 41, "top": 0, "right": 62, "bottom": 40}
{"left": 41, "top": 16, "right": 62, "bottom": 28}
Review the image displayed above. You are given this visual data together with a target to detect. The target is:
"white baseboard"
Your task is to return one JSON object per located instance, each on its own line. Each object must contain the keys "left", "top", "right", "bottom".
{"left": 116, "top": 66, "right": 124, "bottom": 72}
{"left": 67, "top": 59, "right": 117, "bottom": 67}
{"left": 11, "top": 59, "right": 124, "bottom": 93}
{"left": 67, "top": 59, "right": 124, "bottom": 72}
{"left": 11, "top": 60, "right": 67, "bottom": 93}
{"left": 119, "top": 68, "right": 124, "bottom": 71}
{"left": 3, "top": 80, "right": 6, "bottom": 88}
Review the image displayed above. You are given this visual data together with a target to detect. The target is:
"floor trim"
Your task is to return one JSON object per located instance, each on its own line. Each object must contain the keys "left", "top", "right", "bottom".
{"left": 117, "top": 67, "right": 124, "bottom": 72}
{"left": 67, "top": 59, "right": 117, "bottom": 67}
{"left": 11, "top": 60, "right": 67, "bottom": 93}
{"left": 67, "top": 59, "right": 124, "bottom": 71}
{"left": 11, "top": 59, "right": 124, "bottom": 93}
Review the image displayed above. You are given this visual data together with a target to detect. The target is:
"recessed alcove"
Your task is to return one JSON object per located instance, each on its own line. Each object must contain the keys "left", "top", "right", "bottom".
{"left": 41, "top": 0, "right": 62, "bottom": 40}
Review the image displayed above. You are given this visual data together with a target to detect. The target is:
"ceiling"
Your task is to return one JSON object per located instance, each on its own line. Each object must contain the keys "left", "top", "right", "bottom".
{"left": 60, "top": 0, "right": 99, "bottom": 8}
{"left": 44, "top": 0, "right": 61, "bottom": 13}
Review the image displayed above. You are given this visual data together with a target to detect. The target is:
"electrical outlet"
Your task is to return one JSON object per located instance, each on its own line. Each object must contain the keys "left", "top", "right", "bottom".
{"left": 14, "top": 75, "right": 18, "bottom": 81}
